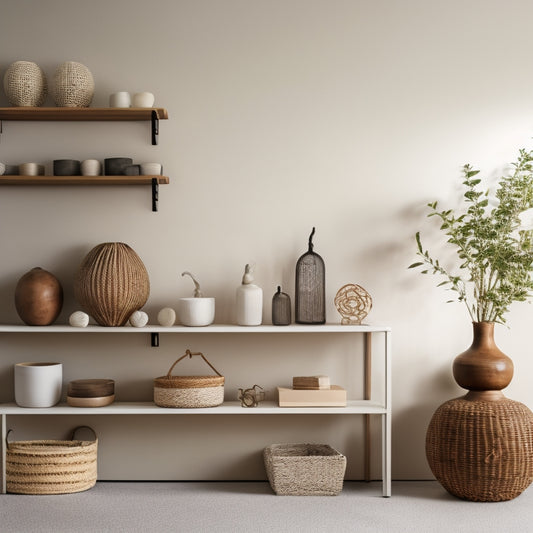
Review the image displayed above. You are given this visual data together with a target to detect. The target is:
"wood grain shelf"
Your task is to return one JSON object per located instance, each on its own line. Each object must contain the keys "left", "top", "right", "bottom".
{"left": 0, "top": 107, "right": 168, "bottom": 121}
{"left": 0, "top": 175, "right": 169, "bottom": 185}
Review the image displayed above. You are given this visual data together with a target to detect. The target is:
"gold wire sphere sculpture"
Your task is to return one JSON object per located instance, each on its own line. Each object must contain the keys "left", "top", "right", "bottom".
{"left": 334, "top": 283, "right": 372, "bottom": 325}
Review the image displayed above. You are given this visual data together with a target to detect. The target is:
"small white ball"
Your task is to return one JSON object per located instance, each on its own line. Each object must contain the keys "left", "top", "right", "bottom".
{"left": 69, "top": 311, "right": 89, "bottom": 328}
{"left": 129, "top": 310, "right": 149, "bottom": 328}
{"left": 157, "top": 307, "right": 176, "bottom": 327}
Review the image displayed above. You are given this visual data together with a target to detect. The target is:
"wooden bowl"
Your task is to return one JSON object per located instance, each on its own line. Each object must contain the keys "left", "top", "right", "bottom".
{"left": 67, "top": 394, "right": 115, "bottom": 407}
{"left": 67, "top": 379, "right": 114, "bottom": 398}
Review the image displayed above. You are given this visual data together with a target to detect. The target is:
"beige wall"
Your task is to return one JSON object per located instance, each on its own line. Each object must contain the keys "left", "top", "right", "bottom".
{"left": 1, "top": 0, "right": 533, "bottom": 480}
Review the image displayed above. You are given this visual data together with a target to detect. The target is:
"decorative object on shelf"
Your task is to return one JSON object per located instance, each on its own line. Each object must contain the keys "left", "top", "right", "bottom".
{"left": 154, "top": 349, "right": 224, "bottom": 408}
{"left": 3, "top": 61, "right": 47, "bottom": 107}
{"left": 123, "top": 164, "right": 140, "bottom": 176}
{"left": 129, "top": 310, "right": 148, "bottom": 328}
{"left": 109, "top": 91, "right": 131, "bottom": 108}
{"left": 104, "top": 157, "right": 133, "bottom": 175}
{"left": 236, "top": 264, "right": 263, "bottom": 326}
{"left": 238, "top": 384, "right": 265, "bottom": 407}
{"left": 295, "top": 227, "right": 325, "bottom": 324}
{"left": 80, "top": 159, "right": 101, "bottom": 176}
{"left": 0, "top": 163, "right": 5, "bottom": 176}
{"left": 74, "top": 242, "right": 150, "bottom": 327}
{"left": 4, "top": 164, "right": 18, "bottom": 175}
{"left": 18, "top": 162, "right": 44, "bottom": 176}
{"left": 53, "top": 159, "right": 81, "bottom": 176}
{"left": 264, "top": 443, "right": 346, "bottom": 496}
{"left": 410, "top": 150, "right": 533, "bottom": 501}
{"left": 6, "top": 426, "right": 98, "bottom": 494}
{"left": 272, "top": 286, "right": 291, "bottom": 325}
{"left": 15, "top": 267, "right": 63, "bottom": 326}
{"left": 140, "top": 162, "right": 162, "bottom": 175}
{"left": 292, "top": 375, "right": 330, "bottom": 390}
{"left": 132, "top": 91, "right": 155, "bottom": 108}
{"left": 67, "top": 379, "right": 115, "bottom": 407}
{"left": 157, "top": 307, "right": 176, "bottom": 327}
{"left": 179, "top": 271, "right": 215, "bottom": 326}
{"left": 14, "top": 362, "right": 62, "bottom": 408}
{"left": 278, "top": 385, "right": 346, "bottom": 407}
{"left": 334, "top": 283, "right": 372, "bottom": 325}
{"left": 69, "top": 311, "right": 89, "bottom": 327}
{"left": 52, "top": 61, "right": 94, "bottom": 107}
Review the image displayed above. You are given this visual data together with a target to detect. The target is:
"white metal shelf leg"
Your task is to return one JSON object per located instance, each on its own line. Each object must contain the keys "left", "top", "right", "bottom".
{"left": 382, "top": 330, "right": 392, "bottom": 497}
{"left": 1, "top": 413, "right": 6, "bottom": 494}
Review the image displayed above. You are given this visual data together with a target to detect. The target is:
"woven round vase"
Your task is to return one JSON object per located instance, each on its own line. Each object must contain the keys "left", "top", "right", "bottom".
{"left": 3, "top": 61, "right": 48, "bottom": 106}
{"left": 426, "top": 322, "right": 533, "bottom": 501}
{"left": 74, "top": 242, "right": 149, "bottom": 326}
{"left": 52, "top": 61, "right": 94, "bottom": 107}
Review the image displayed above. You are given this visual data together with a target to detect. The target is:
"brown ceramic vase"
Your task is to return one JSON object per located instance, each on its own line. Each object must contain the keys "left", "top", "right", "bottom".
{"left": 14, "top": 267, "right": 63, "bottom": 326}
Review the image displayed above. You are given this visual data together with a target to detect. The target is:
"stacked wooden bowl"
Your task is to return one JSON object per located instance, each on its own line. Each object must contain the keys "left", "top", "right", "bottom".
{"left": 67, "top": 379, "right": 115, "bottom": 407}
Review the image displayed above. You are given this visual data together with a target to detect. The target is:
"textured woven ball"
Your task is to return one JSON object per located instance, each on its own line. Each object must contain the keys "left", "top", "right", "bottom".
{"left": 3, "top": 61, "right": 48, "bottom": 106}
{"left": 426, "top": 396, "right": 533, "bottom": 501}
{"left": 74, "top": 242, "right": 150, "bottom": 326}
{"left": 52, "top": 61, "right": 94, "bottom": 107}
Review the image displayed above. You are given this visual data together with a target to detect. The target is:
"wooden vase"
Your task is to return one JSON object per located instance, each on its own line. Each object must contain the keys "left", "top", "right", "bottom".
{"left": 14, "top": 267, "right": 63, "bottom": 326}
{"left": 74, "top": 242, "right": 150, "bottom": 327}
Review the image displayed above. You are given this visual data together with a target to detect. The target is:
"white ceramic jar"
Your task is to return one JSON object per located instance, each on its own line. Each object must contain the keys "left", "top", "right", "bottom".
{"left": 14, "top": 362, "right": 62, "bottom": 408}
{"left": 178, "top": 298, "right": 215, "bottom": 326}
{"left": 140, "top": 162, "right": 162, "bottom": 175}
{"left": 81, "top": 159, "right": 101, "bottom": 176}
{"left": 236, "top": 264, "right": 263, "bottom": 326}
{"left": 132, "top": 92, "right": 155, "bottom": 108}
{"left": 109, "top": 91, "right": 131, "bottom": 108}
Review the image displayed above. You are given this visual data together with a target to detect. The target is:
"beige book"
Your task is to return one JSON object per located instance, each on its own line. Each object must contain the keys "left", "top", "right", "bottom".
{"left": 292, "top": 375, "right": 331, "bottom": 390}
{"left": 278, "top": 385, "right": 346, "bottom": 407}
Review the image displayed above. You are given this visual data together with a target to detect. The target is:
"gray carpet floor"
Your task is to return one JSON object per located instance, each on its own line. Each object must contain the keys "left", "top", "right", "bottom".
{"left": 1, "top": 481, "right": 532, "bottom": 533}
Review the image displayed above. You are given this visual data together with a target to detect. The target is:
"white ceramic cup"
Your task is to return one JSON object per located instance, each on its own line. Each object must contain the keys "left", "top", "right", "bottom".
{"left": 132, "top": 92, "right": 155, "bottom": 108}
{"left": 14, "top": 362, "right": 62, "bottom": 408}
{"left": 109, "top": 91, "right": 131, "bottom": 108}
{"left": 140, "top": 162, "right": 162, "bottom": 175}
{"left": 178, "top": 298, "right": 215, "bottom": 327}
{"left": 19, "top": 162, "right": 42, "bottom": 176}
{"left": 81, "top": 159, "right": 102, "bottom": 176}
{"left": 0, "top": 162, "right": 5, "bottom": 176}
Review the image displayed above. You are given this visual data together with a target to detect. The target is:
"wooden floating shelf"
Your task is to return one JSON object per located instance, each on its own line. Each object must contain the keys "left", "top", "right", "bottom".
{"left": 0, "top": 107, "right": 168, "bottom": 121}
{"left": 0, "top": 175, "right": 169, "bottom": 185}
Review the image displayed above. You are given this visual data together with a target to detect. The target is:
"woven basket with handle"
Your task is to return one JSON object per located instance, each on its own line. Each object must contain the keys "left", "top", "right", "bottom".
{"left": 154, "top": 350, "right": 224, "bottom": 408}
{"left": 6, "top": 426, "right": 98, "bottom": 495}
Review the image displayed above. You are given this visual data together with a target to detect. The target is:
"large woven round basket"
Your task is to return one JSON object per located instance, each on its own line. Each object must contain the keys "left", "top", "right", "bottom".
{"left": 3, "top": 61, "right": 47, "bottom": 106}
{"left": 74, "top": 242, "right": 150, "bottom": 326}
{"left": 52, "top": 61, "right": 94, "bottom": 107}
{"left": 154, "top": 350, "right": 224, "bottom": 408}
{"left": 6, "top": 426, "right": 98, "bottom": 495}
{"left": 426, "top": 396, "right": 533, "bottom": 501}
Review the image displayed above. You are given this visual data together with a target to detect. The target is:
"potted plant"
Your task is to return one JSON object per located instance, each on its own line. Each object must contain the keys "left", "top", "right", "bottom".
{"left": 410, "top": 147, "right": 533, "bottom": 502}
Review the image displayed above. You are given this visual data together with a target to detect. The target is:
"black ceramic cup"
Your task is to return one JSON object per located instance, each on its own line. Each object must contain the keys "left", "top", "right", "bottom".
{"left": 123, "top": 164, "right": 141, "bottom": 176}
{"left": 104, "top": 157, "right": 133, "bottom": 175}
{"left": 53, "top": 159, "right": 81, "bottom": 176}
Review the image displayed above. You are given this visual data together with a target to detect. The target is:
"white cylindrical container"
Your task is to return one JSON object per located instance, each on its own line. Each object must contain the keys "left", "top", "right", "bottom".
{"left": 236, "top": 264, "right": 263, "bottom": 326}
{"left": 109, "top": 91, "right": 131, "bottom": 108}
{"left": 81, "top": 159, "right": 101, "bottom": 176}
{"left": 14, "top": 362, "right": 62, "bottom": 408}
{"left": 178, "top": 298, "right": 215, "bottom": 326}
{"left": 140, "top": 162, "right": 162, "bottom": 175}
{"left": 18, "top": 162, "right": 40, "bottom": 176}
{"left": 132, "top": 92, "right": 155, "bottom": 108}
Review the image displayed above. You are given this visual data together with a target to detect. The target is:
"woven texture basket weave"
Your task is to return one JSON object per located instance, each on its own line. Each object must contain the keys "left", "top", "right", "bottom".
{"left": 74, "top": 242, "right": 150, "bottom": 327}
{"left": 3, "top": 61, "right": 48, "bottom": 107}
{"left": 6, "top": 426, "right": 98, "bottom": 495}
{"left": 264, "top": 443, "right": 346, "bottom": 496}
{"left": 154, "top": 350, "right": 224, "bottom": 408}
{"left": 426, "top": 397, "right": 533, "bottom": 502}
{"left": 52, "top": 61, "right": 94, "bottom": 107}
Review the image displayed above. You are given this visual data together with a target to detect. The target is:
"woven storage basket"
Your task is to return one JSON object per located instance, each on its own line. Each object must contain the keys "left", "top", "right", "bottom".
{"left": 74, "top": 242, "right": 150, "bottom": 327}
{"left": 264, "top": 443, "right": 346, "bottom": 496}
{"left": 52, "top": 61, "right": 94, "bottom": 107}
{"left": 154, "top": 350, "right": 224, "bottom": 408}
{"left": 3, "top": 61, "right": 48, "bottom": 107}
{"left": 426, "top": 396, "right": 533, "bottom": 502}
{"left": 6, "top": 426, "right": 98, "bottom": 495}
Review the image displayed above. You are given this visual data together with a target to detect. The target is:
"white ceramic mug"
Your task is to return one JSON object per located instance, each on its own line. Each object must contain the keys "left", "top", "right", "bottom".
{"left": 81, "top": 159, "right": 102, "bottom": 176}
{"left": 0, "top": 162, "right": 5, "bottom": 176}
{"left": 19, "top": 162, "right": 43, "bottom": 176}
{"left": 14, "top": 362, "right": 62, "bottom": 408}
{"left": 132, "top": 92, "right": 155, "bottom": 108}
{"left": 109, "top": 92, "right": 131, "bottom": 108}
{"left": 140, "top": 162, "right": 162, "bottom": 175}
{"left": 178, "top": 298, "right": 215, "bottom": 327}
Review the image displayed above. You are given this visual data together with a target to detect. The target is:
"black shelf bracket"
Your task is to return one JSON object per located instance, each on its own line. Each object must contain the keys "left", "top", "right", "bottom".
{"left": 151, "top": 178, "right": 159, "bottom": 212}
{"left": 151, "top": 332, "right": 160, "bottom": 347}
{"left": 151, "top": 110, "right": 159, "bottom": 145}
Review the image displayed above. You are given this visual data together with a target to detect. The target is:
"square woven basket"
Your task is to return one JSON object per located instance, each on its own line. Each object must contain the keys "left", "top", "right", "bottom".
{"left": 264, "top": 443, "right": 346, "bottom": 496}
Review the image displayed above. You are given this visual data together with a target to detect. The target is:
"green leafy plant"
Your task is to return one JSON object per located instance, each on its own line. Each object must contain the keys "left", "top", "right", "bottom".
{"left": 410, "top": 148, "right": 533, "bottom": 324}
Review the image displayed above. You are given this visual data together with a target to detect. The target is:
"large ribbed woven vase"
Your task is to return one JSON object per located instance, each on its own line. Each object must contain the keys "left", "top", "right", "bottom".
{"left": 74, "top": 242, "right": 150, "bottom": 327}
{"left": 426, "top": 321, "right": 533, "bottom": 501}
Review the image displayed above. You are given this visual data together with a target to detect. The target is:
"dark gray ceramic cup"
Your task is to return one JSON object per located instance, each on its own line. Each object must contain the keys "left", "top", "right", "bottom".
{"left": 123, "top": 164, "right": 141, "bottom": 176}
{"left": 53, "top": 159, "right": 81, "bottom": 176}
{"left": 104, "top": 157, "right": 133, "bottom": 175}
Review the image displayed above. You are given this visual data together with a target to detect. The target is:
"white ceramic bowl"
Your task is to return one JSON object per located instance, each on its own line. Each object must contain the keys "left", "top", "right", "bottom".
{"left": 178, "top": 298, "right": 215, "bottom": 327}
{"left": 132, "top": 92, "right": 155, "bottom": 108}
{"left": 14, "top": 362, "right": 62, "bottom": 408}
